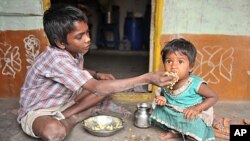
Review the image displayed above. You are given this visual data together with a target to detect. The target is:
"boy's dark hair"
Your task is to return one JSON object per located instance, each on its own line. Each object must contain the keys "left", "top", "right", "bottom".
{"left": 43, "top": 4, "right": 88, "bottom": 47}
{"left": 161, "top": 38, "right": 197, "bottom": 67}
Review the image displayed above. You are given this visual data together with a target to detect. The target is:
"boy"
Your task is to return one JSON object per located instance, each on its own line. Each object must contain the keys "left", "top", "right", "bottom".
{"left": 17, "top": 5, "right": 173, "bottom": 141}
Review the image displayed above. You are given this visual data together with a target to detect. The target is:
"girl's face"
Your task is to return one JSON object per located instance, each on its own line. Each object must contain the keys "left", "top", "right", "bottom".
{"left": 65, "top": 21, "right": 91, "bottom": 56}
{"left": 163, "top": 51, "right": 193, "bottom": 81}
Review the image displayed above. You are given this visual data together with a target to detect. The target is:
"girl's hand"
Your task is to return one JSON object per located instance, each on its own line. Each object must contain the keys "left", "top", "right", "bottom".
{"left": 95, "top": 72, "right": 115, "bottom": 80}
{"left": 155, "top": 96, "right": 167, "bottom": 106}
{"left": 183, "top": 105, "right": 202, "bottom": 120}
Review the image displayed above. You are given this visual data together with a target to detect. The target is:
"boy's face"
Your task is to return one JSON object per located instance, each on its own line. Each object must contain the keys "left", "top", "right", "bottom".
{"left": 163, "top": 51, "right": 193, "bottom": 80}
{"left": 65, "top": 21, "right": 91, "bottom": 56}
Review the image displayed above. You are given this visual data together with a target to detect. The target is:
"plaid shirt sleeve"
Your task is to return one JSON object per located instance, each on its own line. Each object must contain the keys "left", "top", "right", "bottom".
{"left": 43, "top": 55, "right": 93, "bottom": 92}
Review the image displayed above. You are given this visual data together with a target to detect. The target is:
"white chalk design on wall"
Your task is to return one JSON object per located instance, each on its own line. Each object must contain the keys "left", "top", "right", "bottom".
{"left": 194, "top": 46, "right": 234, "bottom": 84}
{"left": 24, "top": 35, "right": 40, "bottom": 69}
{"left": 0, "top": 42, "right": 22, "bottom": 78}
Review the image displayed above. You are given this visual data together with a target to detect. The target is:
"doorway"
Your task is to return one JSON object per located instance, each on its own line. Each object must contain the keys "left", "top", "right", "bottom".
{"left": 50, "top": 0, "right": 152, "bottom": 92}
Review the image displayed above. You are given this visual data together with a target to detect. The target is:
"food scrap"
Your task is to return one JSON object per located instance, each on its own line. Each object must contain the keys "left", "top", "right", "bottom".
{"left": 164, "top": 71, "right": 179, "bottom": 91}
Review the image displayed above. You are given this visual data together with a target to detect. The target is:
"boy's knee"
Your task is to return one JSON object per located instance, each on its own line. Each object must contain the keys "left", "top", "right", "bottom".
{"left": 41, "top": 120, "right": 66, "bottom": 141}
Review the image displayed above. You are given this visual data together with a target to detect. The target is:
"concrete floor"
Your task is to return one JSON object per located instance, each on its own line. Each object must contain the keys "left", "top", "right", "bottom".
{"left": 0, "top": 50, "right": 249, "bottom": 141}
{"left": 1, "top": 97, "right": 250, "bottom": 141}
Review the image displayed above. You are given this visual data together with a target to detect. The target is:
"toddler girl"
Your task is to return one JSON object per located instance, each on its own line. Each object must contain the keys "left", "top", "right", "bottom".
{"left": 151, "top": 38, "right": 218, "bottom": 141}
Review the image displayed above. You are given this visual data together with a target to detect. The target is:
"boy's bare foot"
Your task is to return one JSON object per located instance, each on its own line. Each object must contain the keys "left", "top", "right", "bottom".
{"left": 100, "top": 99, "right": 132, "bottom": 118}
{"left": 160, "top": 131, "right": 180, "bottom": 140}
{"left": 60, "top": 106, "right": 99, "bottom": 136}
{"left": 72, "top": 106, "right": 99, "bottom": 123}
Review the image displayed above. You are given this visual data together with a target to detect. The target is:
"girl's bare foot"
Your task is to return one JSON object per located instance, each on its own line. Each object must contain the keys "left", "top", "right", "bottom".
{"left": 160, "top": 131, "right": 181, "bottom": 140}
{"left": 243, "top": 119, "right": 250, "bottom": 125}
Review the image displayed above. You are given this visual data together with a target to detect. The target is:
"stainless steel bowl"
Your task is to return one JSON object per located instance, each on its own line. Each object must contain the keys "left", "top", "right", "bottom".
{"left": 81, "top": 115, "right": 124, "bottom": 137}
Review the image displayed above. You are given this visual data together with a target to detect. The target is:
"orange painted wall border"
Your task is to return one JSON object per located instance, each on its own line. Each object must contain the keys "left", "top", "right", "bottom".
{"left": 0, "top": 30, "right": 49, "bottom": 97}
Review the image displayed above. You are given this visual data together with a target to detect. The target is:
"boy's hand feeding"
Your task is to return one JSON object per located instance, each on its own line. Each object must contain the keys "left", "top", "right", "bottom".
{"left": 148, "top": 72, "right": 175, "bottom": 87}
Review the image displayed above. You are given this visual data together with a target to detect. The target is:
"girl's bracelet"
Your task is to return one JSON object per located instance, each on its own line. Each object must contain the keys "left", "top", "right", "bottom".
{"left": 197, "top": 103, "right": 203, "bottom": 113}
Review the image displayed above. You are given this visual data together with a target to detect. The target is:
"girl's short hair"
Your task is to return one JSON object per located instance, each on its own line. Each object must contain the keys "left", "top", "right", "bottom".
{"left": 43, "top": 4, "right": 88, "bottom": 47}
{"left": 161, "top": 38, "right": 197, "bottom": 67}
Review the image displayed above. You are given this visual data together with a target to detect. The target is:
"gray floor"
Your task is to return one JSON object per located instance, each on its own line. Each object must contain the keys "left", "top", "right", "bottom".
{"left": 1, "top": 49, "right": 249, "bottom": 141}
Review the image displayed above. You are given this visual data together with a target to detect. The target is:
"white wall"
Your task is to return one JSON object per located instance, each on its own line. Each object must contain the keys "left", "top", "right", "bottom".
{"left": 162, "top": 0, "right": 250, "bottom": 36}
{"left": 0, "top": 0, "right": 44, "bottom": 30}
